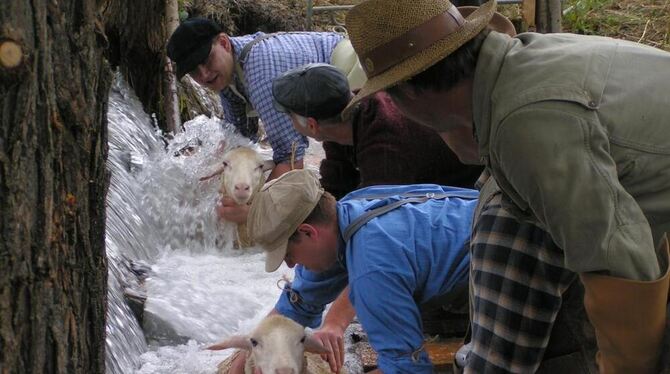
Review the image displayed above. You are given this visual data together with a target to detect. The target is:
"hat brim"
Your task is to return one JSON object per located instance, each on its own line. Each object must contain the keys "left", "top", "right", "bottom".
{"left": 175, "top": 42, "right": 212, "bottom": 79}
{"left": 264, "top": 238, "right": 289, "bottom": 272}
{"left": 342, "top": 0, "right": 497, "bottom": 119}
{"left": 272, "top": 96, "right": 290, "bottom": 114}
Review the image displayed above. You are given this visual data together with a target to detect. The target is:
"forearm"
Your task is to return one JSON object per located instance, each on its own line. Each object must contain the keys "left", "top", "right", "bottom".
{"left": 322, "top": 285, "right": 356, "bottom": 332}
{"left": 267, "top": 159, "right": 303, "bottom": 181}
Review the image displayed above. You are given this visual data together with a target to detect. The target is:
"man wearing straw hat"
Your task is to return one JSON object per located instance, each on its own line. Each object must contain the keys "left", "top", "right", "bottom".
{"left": 343, "top": 0, "right": 670, "bottom": 373}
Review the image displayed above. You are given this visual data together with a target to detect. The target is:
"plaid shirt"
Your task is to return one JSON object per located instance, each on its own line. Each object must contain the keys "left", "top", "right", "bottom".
{"left": 466, "top": 172, "right": 579, "bottom": 373}
{"left": 221, "top": 32, "right": 343, "bottom": 163}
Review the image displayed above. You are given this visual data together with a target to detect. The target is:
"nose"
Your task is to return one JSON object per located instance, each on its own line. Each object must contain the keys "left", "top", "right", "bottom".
{"left": 191, "top": 65, "right": 209, "bottom": 82}
{"left": 234, "top": 183, "right": 250, "bottom": 192}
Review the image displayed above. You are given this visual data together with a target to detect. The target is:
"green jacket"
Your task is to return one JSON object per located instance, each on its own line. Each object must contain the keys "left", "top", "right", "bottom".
{"left": 473, "top": 31, "right": 670, "bottom": 280}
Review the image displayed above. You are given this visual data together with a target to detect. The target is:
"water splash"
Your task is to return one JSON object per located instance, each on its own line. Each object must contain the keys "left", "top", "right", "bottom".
{"left": 104, "top": 72, "right": 329, "bottom": 374}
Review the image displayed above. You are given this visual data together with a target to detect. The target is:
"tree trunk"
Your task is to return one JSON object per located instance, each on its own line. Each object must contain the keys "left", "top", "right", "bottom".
{"left": 0, "top": 0, "right": 110, "bottom": 373}
{"left": 104, "top": 0, "right": 168, "bottom": 129}
{"left": 163, "top": 0, "right": 182, "bottom": 134}
{"left": 536, "top": 0, "right": 562, "bottom": 33}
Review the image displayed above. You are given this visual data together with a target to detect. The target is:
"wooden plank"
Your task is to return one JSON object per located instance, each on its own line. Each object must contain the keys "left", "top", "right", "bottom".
{"left": 522, "top": 0, "right": 537, "bottom": 29}
{"left": 358, "top": 338, "right": 463, "bottom": 372}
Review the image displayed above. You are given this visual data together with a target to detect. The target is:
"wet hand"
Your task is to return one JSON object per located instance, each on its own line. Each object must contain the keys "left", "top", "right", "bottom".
{"left": 216, "top": 197, "right": 249, "bottom": 224}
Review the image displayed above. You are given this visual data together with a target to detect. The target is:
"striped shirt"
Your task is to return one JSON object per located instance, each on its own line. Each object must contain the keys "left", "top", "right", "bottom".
{"left": 221, "top": 32, "right": 343, "bottom": 163}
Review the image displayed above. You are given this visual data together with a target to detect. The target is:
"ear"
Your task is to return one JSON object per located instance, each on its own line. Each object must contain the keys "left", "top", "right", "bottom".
{"left": 219, "top": 33, "right": 232, "bottom": 52}
{"left": 297, "top": 223, "right": 318, "bottom": 239}
{"left": 306, "top": 117, "right": 320, "bottom": 135}
{"left": 207, "top": 335, "right": 252, "bottom": 351}
{"left": 262, "top": 159, "right": 275, "bottom": 172}
{"left": 304, "top": 333, "right": 330, "bottom": 354}
{"left": 199, "top": 165, "right": 225, "bottom": 181}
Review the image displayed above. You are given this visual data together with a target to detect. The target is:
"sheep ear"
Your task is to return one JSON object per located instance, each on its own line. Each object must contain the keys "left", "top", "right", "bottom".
{"left": 199, "top": 166, "right": 225, "bottom": 181}
{"left": 304, "top": 334, "right": 329, "bottom": 354}
{"left": 207, "top": 335, "right": 252, "bottom": 351}
{"left": 262, "top": 160, "right": 275, "bottom": 172}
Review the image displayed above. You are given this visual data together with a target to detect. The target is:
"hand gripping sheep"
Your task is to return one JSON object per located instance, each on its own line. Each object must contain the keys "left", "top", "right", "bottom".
{"left": 209, "top": 315, "right": 339, "bottom": 374}
{"left": 201, "top": 147, "right": 274, "bottom": 248}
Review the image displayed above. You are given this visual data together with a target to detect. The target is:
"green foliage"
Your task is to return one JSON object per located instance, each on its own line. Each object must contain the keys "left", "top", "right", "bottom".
{"left": 563, "top": 0, "right": 615, "bottom": 34}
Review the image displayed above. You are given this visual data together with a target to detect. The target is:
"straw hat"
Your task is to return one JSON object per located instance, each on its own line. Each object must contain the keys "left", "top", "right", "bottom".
{"left": 342, "top": 0, "right": 502, "bottom": 116}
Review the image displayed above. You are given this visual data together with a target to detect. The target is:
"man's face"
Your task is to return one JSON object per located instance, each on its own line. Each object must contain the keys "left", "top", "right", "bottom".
{"left": 289, "top": 113, "right": 324, "bottom": 141}
{"left": 189, "top": 34, "right": 234, "bottom": 91}
{"left": 283, "top": 225, "right": 338, "bottom": 273}
{"left": 388, "top": 83, "right": 481, "bottom": 164}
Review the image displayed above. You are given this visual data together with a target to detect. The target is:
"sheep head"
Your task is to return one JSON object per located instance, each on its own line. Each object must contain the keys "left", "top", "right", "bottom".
{"left": 208, "top": 315, "right": 329, "bottom": 374}
{"left": 219, "top": 147, "right": 274, "bottom": 205}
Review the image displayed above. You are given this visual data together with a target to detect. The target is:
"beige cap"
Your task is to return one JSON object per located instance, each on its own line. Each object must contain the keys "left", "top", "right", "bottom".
{"left": 248, "top": 169, "right": 324, "bottom": 272}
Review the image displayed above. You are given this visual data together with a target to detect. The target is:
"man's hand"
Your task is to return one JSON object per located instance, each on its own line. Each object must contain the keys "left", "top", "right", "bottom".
{"left": 312, "top": 323, "right": 346, "bottom": 373}
{"left": 228, "top": 350, "right": 247, "bottom": 374}
{"left": 267, "top": 160, "right": 304, "bottom": 181}
{"left": 217, "top": 196, "right": 249, "bottom": 224}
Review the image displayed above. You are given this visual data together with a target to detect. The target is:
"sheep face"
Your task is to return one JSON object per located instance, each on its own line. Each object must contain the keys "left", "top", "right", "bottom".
{"left": 251, "top": 316, "right": 308, "bottom": 374}
{"left": 220, "top": 147, "right": 273, "bottom": 205}
{"left": 209, "top": 315, "right": 329, "bottom": 374}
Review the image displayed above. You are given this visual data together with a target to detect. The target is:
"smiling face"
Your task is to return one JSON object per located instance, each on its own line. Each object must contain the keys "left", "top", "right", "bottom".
{"left": 189, "top": 34, "right": 234, "bottom": 91}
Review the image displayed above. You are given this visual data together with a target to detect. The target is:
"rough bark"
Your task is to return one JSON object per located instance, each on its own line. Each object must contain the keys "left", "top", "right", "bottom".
{"left": 536, "top": 0, "right": 562, "bottom": 33}
{"left": 0, "top": 0, "right": 110, "bottom": 373}
{"left": 163, "top": 0, "right": 181, "bottom": 134}
{"left": 103, "top": 0, "right": 168, "bottom": 128}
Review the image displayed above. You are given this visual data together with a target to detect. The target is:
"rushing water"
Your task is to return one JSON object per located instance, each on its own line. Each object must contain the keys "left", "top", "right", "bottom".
{"left": 104, "top": 73, "right": 325, "bottom": 374}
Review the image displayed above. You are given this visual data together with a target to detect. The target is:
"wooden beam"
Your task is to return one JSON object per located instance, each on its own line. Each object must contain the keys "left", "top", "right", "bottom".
{"left": 522, "top": 0, "right": 537, "bottom": 29}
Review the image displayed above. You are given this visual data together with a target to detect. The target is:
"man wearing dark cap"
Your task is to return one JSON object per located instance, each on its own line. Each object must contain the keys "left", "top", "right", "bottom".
{"left": 167, "top": 18, "right": 344, "bottom": 181}
{"left": 246, "top": 169, "right": 478, "bottom": 373}
{"left": 272, "top": 63, "right": 483, "bottom": 198}
{"left": 343, "top": 0, "right": 670, "bottom": 373}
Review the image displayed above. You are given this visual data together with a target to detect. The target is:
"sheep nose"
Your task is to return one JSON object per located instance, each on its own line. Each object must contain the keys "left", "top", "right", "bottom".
{"left": 234, "top": 183, "right": 251, "bottom": 192}
{"left": 274, "top": 369, "right": 295, "bottom": 374}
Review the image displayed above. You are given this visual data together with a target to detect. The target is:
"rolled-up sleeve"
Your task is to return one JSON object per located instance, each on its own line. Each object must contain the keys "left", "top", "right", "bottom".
{"left": 274, "top": 265, "right": 348, "bottom": 328}
{"left": 494, "top": 104, "right": 660, "bottom": 280}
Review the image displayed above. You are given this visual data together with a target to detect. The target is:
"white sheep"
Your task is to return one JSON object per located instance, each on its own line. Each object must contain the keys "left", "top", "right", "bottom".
{"left": 201, "top": 146, "right": 274, "bottom": 248}
{"left": 209, "top": 315, "right": 338, "bottom": 374}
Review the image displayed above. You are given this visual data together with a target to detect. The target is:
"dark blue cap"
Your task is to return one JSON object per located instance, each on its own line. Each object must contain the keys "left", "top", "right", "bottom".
{"left": 167, "top": 18, "right": 221, "bottom": 79}
{"left": 272, "top": 63, "right": 351, "bottom": 120}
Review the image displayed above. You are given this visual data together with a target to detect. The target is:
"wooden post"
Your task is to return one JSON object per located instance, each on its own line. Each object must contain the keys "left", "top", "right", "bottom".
{"left": 522, "top": 0, "right": 536, "bottom": 31}
{"left": 536, "top": 0, "right": 562, "bottom": 33}
{"left": 306, "top": 0, "right": 314, "bottom": 31}
{"left": 163, "top": 0, "right": 181, "bottom": 134}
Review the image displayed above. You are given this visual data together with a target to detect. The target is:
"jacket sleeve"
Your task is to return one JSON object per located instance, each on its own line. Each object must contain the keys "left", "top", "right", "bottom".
{"left": 320, "top": 141, "right": 360, "bottom": 199}
{"left": 274, "top": 264, "right": 348, "bottom": 328}
{"left": 243, "top": 59, "right": 308, "bottom": 164}
{"left": 493, "top": 103, "right": 660, "bottom": 280}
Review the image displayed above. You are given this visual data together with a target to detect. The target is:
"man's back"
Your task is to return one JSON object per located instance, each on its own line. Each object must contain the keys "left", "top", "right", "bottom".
{"left": 321, "top": 92, "right": 483, "bottom": 198}
{"left": 335, "top": 184, "right": 477, "bottom": 373}
{"left": 222, "top": 32, "right": 343, "bottom": 164}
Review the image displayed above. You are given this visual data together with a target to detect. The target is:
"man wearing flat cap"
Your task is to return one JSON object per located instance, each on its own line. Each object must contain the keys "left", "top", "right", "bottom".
{"left": 248, "top": 169, "right": 479, "bottom": 373}
{"left": 343, "top": 0, "right": 670, "bottom": 373}
{"left": 272, "top": 63, "right": 482, "bottom": 198}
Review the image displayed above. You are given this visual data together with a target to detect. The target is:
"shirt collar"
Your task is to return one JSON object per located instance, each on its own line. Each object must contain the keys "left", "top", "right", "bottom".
{"left": 472, "top": 31, "right": 514, "bottom": 159}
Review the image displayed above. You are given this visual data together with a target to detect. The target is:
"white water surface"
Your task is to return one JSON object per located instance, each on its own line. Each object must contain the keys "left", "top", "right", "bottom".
{"left": 105, "top": 74, "right": 324, "bottom": 374}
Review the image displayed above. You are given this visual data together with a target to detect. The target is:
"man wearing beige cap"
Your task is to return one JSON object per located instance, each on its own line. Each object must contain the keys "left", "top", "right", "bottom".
{"left": 343, "top": 0, "right": 670, "bottom": 373}
{"left": 248, "top": 169, "right": 478, "bottom": 373}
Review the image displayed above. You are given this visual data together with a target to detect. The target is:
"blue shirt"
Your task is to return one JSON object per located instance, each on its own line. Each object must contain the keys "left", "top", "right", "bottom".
{"left": 222, "top": 32, "right": 343, "bottom": 163}
{"left": 275, "top": 184, "right": 477, "bottom": 373}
